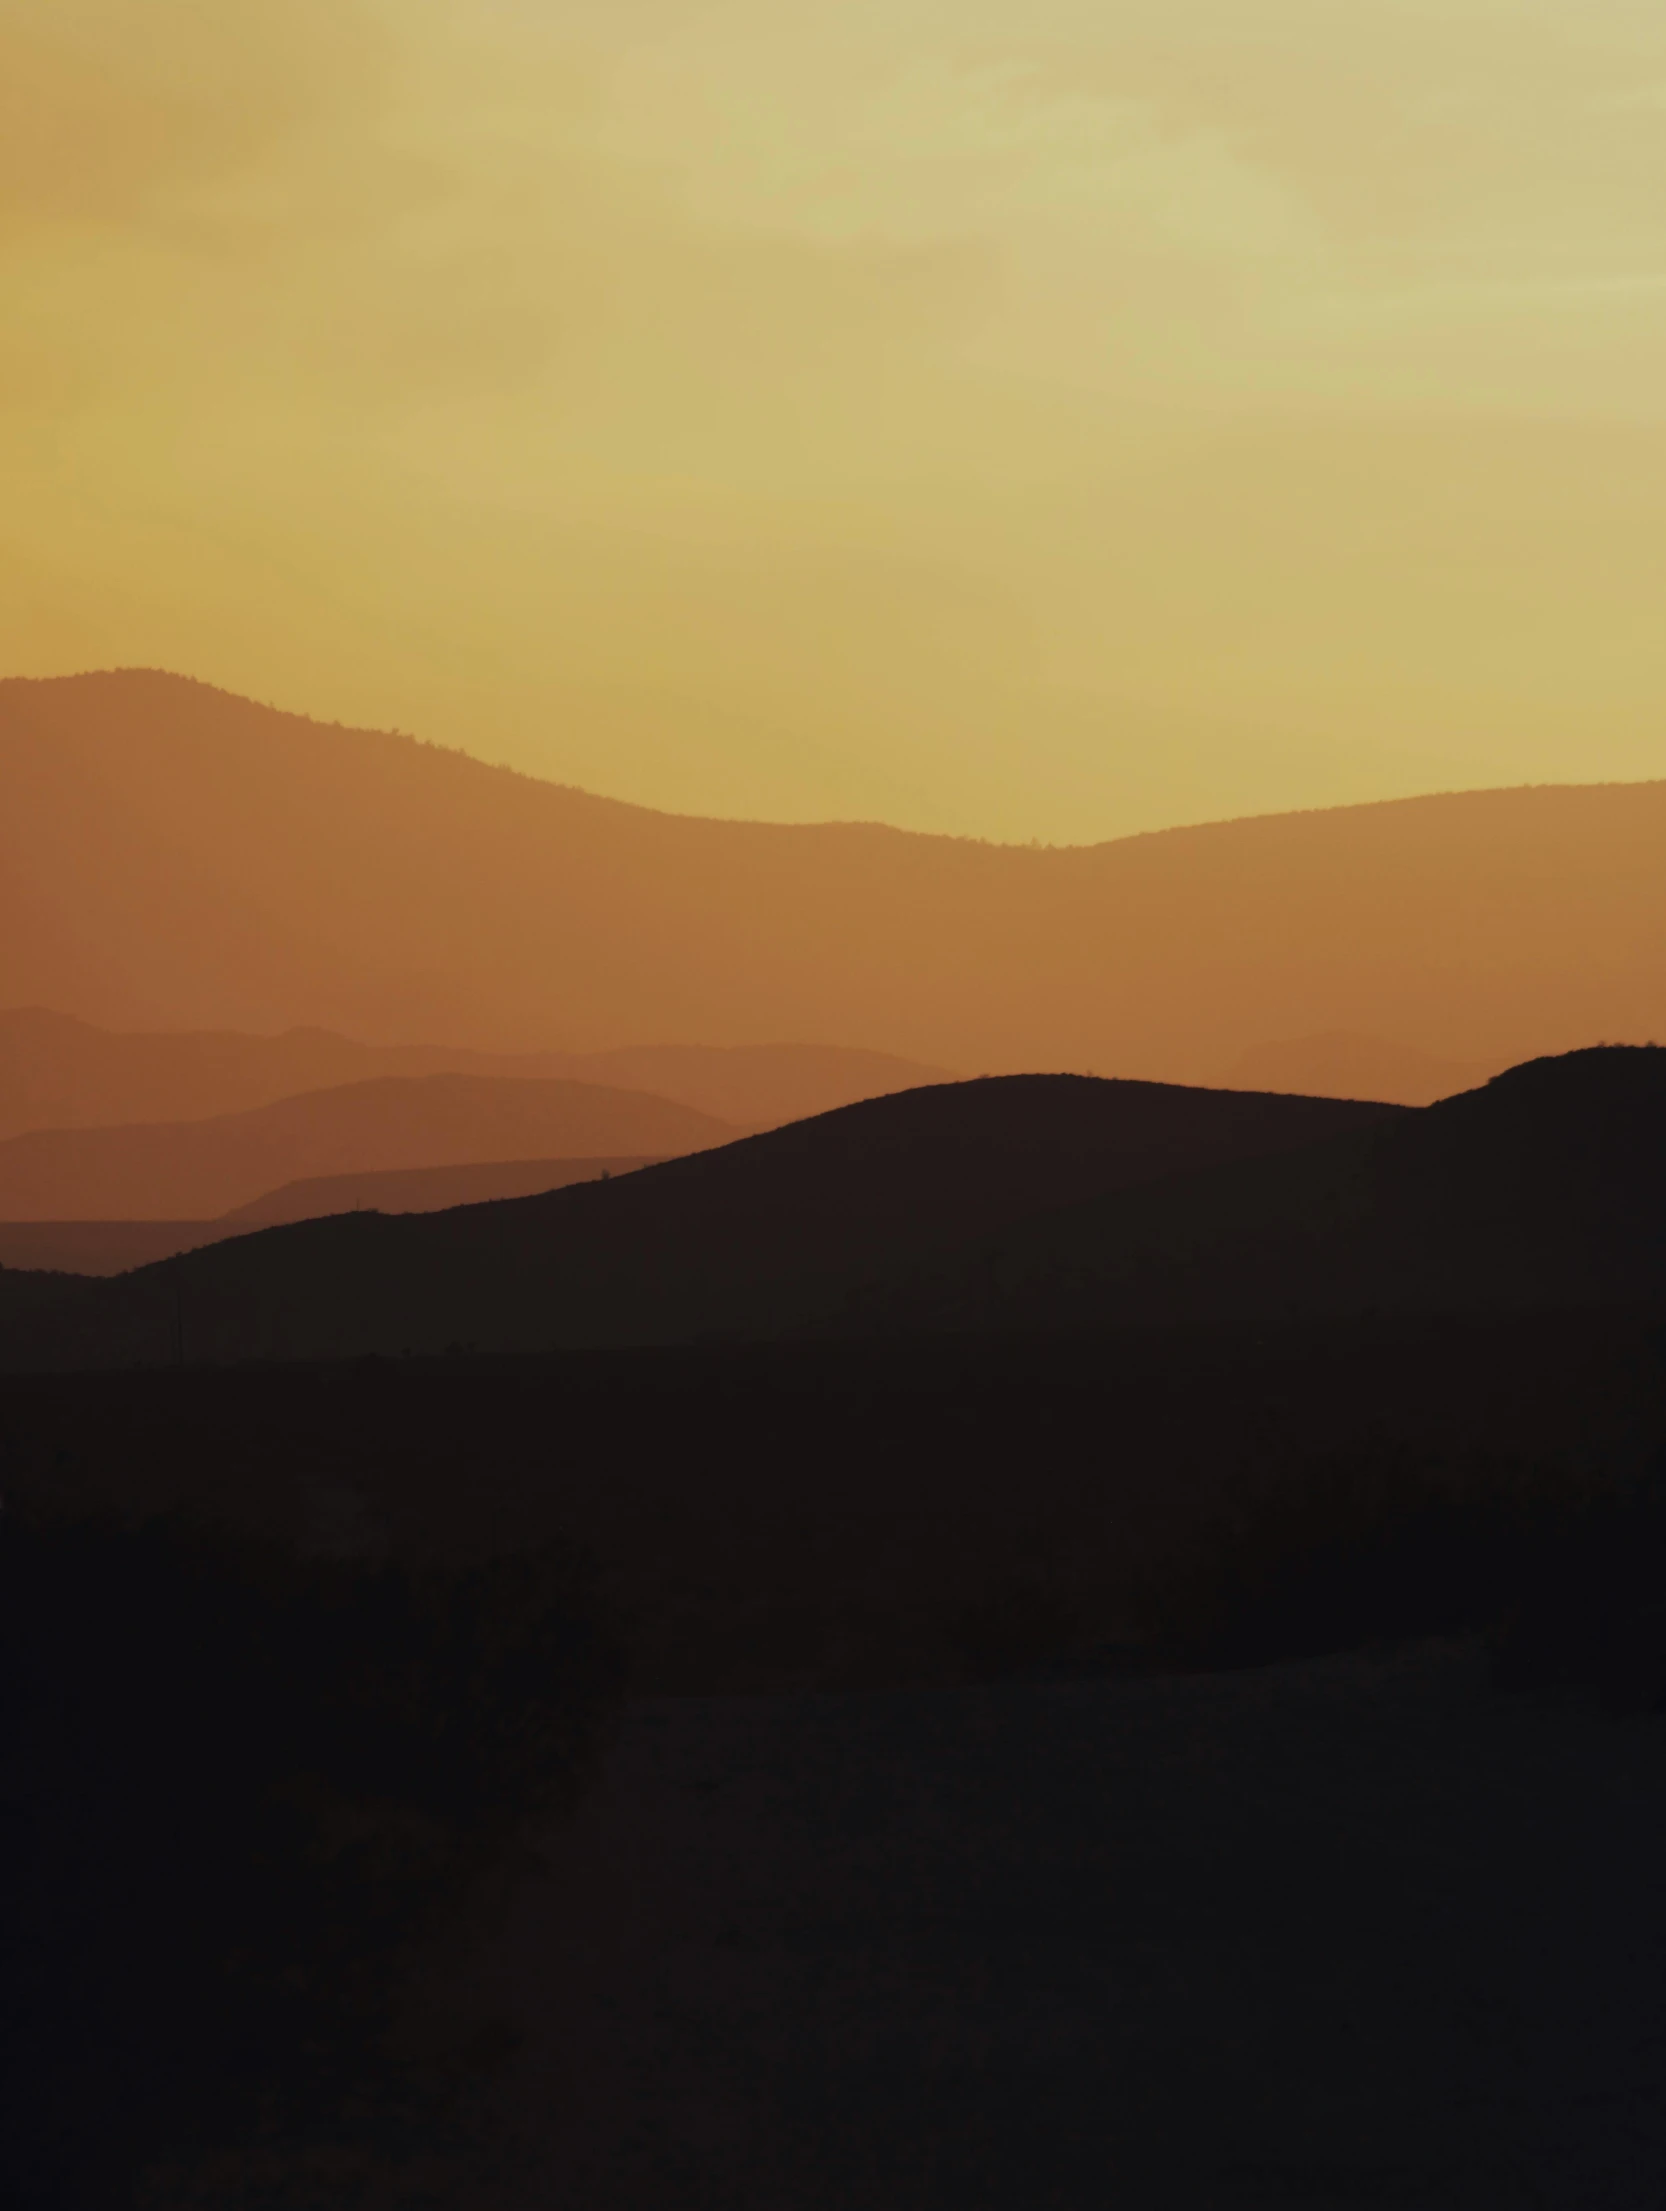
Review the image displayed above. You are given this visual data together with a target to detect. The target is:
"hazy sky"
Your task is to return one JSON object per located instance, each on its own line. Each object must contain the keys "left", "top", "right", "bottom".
{"left": 4, "top": 0, "right": 1664, "bottom": 841}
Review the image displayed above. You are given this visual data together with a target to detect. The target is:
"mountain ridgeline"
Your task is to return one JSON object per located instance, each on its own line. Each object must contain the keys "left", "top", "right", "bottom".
{"left": 5, "top": 671, "right": 1665, "bottom": 1087}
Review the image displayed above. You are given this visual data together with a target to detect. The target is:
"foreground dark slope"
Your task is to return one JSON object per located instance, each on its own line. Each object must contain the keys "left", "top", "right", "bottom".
{"left": 6, "top": 672, "right": 1666, "bottom": 1079}
{"left": 6, "top": 1312, "right": 1663, "bottom": 1702}
{"left": 854, "top": 1047, "right": 1666, "bottom": 1335}
{"left": 0, "top": 1075, "right": 731, "bottom": 1220}
{"left": 0, "top": 1078, "right": 1396, "bottom": 1369}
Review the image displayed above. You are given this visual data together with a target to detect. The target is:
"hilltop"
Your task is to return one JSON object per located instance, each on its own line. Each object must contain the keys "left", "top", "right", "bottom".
{"left": 0, "top": 1075, "right": 1394, "bottom": 1368}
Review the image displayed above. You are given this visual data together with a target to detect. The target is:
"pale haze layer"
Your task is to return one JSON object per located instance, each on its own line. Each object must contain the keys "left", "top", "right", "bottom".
{"left": 3, "top": 0, "right": 1664, "bottom": 841}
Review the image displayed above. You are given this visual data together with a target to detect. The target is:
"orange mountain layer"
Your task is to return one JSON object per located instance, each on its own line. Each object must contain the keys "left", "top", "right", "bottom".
{"left": 4, "top": 672, "right": 1662, "bottom": 1083}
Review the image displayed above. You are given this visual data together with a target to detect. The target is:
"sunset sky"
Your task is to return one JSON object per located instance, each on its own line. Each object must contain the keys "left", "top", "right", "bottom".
{"left": 4, "top": 0, "right": 1664, "bottom": 842}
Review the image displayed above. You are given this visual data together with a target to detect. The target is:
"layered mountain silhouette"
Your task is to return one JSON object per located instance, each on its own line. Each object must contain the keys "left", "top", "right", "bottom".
{"left": 7, "top": 1049, "right": 1662, "bottom": 1376}
{"left": 5, "top": 672, "right": 1664, "bottom": 1082}
{"left": 0, "top": 1007, "right": 950, "bottom": 1143}
{"left": 0, "top": 1078, "right": 1396, "bottom": 1368}
{"left": 0, "top": 1076, "right": 729, "bottom": 1220}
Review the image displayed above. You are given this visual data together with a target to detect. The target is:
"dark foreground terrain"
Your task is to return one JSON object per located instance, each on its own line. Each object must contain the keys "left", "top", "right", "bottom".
{"left": 6, "top": 1311, "right": 1663, "bottom": 1696}
{"left": 467, "top": 1642, "right": 1666, "bottom": 2211}
{"left": 3, "top": 1319, "right": 1664, "bottom": 2206}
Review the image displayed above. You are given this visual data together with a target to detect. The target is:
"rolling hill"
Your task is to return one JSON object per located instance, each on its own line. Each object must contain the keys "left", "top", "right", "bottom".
{"left": 847, "top": 1046, "right": 1666, "bottom": 1337}
{"left": 4, "top": 671, "right": 1665, "bottom": 1081}
{"left": 0, "top": 1076, "right": 731, "bottom": 1220}
{"left": 0, "top": 1076, "right": 1397, "bottom": 1369}
{"left": 0, "top": 1007, "right": 950, "bottom": 1143}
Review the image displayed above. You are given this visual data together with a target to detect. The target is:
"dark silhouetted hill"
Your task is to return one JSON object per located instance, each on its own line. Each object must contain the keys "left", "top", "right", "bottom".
{"left": 0, "top": 1006, "right": 950, "bottom": 1143}
{"left": 4, "top": 672, "right": 1665, "bottom": 1080}
{"left": 0, "top": 1076, "right": 730, "bottom": 1220}
{"left": 852, "top": 1046, "right": 1666, "bottom": 1335}
{"left": 0, "top": 1077, "right": 1396, "bottom": 1368}
{"left": 1218, "top": 1032, "right": 1497, "bottom": 1106}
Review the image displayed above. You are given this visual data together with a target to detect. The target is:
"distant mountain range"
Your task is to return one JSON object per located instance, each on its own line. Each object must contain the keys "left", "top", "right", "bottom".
{"left": 4, "top": 672, "right": 1663, "bottom": 1082}
{"left": 0, "top": 1007, "right": 953, "bottom": 1143}
{"left": 0, "top": 1075, "right": 729, "bottom": 1220}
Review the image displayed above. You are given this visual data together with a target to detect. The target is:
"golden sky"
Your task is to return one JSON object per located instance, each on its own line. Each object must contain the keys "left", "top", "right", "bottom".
{"left": 3, "top": 0, "right": 1665, "bottom": 841}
